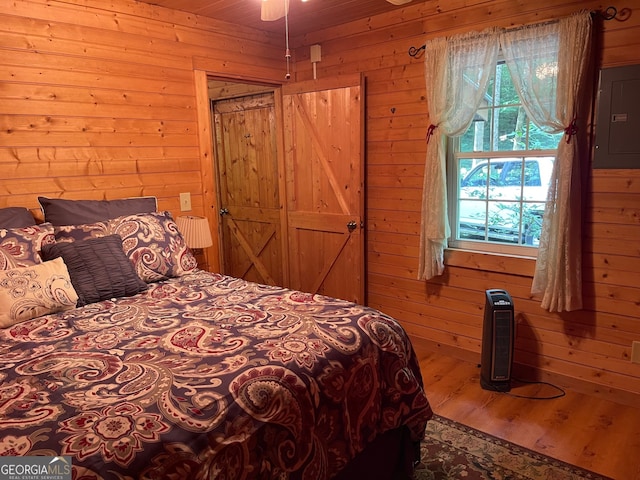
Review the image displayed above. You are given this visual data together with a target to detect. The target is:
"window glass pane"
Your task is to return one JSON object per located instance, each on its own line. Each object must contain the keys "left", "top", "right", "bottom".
{"left": 459, "top": 109, "right": 492, "bottom": 153}
{"left": 487, "top": 160, "right": 504, "bottom": 186}
{"left": 495, "top": 62, "right": 516, "bottom": 106}
{"left": 457, "top": 158, "right": 476, "bottom": 184}
{"left": 522, "top": 202, "right": 546, "bottom": 246}
{"left": 502, "top": 159, "right": 524, "bottom": 186}
{"left": 488, "top": 200, "right": 519, "bottom": 228}
{"left": 458, "top": 199, "right": 487, "bottom": 241}
{"left": 527, "top": 122, "right": 563, "bottom": 150}
{"left": 496, "top": 106, "right": 527, "bottom": 151}
{"left": 522, "top": 159, "right": 541, "bottom": 186}
{"left": 522, "top": 157, "right": 554, "bottom": 201}
{"left": 459, "top": 161, "right": 489, "bottom": 195}
{"left": 486, "top": 67, "right": 496, "bottom": 105}
{"left": 487, "top": 159, "right": 524, "bottom": 202}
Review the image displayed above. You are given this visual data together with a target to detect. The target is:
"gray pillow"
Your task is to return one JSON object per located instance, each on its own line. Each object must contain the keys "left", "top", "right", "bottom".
{"left": 41, "top": 235, "right": 147, "bottom": 307}
{"left": 0, "top": 207, "right": 36, "bottom": 228}
{"left": 38, "top": 196, "right": 157, "bottom": 226}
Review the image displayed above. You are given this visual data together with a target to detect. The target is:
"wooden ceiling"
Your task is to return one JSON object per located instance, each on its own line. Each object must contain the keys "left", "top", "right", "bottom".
{"left": 137, "top": 0, "right": 415, "bottom": 35}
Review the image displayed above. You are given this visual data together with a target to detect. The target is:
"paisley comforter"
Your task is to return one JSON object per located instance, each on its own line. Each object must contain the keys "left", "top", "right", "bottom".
{"left": 0, "top": 270, "right": 432, "bottom": 479}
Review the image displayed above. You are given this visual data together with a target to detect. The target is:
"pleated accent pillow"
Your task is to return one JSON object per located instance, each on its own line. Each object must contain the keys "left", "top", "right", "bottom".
{"left": 0, "top": 257, "right": 78, "bottom": 328}
{"left": 41, "top": 234, "right": 147, "bottom": 307}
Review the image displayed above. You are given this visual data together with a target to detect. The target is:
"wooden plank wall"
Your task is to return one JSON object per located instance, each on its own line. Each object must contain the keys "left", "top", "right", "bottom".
{"left": 0, "top": 0, "right": 283, "bottom": 221}
{"left": 290, "top": 0, "right": 640, "bottom": 406}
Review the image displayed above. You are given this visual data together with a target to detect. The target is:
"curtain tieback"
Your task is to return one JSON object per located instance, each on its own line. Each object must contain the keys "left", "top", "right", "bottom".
{"left": 426, "top": 124, "right": 438, "bottom": 143}
{"left": 564, "top": 118, "right": 577, "bottom": 143}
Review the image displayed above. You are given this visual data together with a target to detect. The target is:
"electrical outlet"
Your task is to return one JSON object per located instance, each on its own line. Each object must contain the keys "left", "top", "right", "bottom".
{"left": 179, "top": 192, "right": 191, "bottom": 211}
{"left": 632, "top": 341, "right": 640, "bottom": 364}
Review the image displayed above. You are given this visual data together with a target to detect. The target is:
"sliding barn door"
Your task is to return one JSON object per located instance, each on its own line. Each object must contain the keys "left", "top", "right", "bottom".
{"left": 213, "top": 93, "right": 285, "bottom": 286}
{"left": 282, "top": 74, "right": 365, "bottom": 303}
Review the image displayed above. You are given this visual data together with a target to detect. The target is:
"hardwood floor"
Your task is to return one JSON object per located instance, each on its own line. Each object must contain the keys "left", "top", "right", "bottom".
{"left": 410, "top": 337, "right": 640, "bottom": 480}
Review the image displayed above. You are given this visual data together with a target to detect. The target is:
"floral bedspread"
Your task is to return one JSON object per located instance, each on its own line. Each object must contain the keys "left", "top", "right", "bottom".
{"left": 0, "top": 270, "right": 432, "bottom": 479}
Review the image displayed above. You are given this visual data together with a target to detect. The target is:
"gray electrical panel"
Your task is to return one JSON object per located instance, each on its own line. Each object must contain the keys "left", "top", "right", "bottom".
{"left": 593, "top": 64, "right": 640, "bottom": 169}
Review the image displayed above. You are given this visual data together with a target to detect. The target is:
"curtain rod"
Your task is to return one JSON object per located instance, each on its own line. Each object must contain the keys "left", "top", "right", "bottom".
{"left": 408, "top": 6, "right": 625, "bottom": 58}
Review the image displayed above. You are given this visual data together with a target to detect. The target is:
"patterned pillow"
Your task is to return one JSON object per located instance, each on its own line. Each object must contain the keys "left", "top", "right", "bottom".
{"left": 54, "top": 211, "right": 198, "bottom": 283}
{"left": 0, "top": 257, "right": 79, "bottom": 328}
{"left": 41, "top": 235, "right": 148, "bottom": 307}
{"left": 0, "top": 223, "right": 55, "bottom": 271}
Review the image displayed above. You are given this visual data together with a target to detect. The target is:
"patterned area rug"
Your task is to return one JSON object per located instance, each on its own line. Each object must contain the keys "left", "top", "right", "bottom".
{"left": 414, "top": 415, "right": 612, "bottom": 479}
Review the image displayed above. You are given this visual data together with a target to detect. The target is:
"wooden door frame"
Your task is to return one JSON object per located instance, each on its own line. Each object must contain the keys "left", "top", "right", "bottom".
{"left": 194, "top": 69, "right": 220, "bottom": 272}
{"left": 193, "top": 70, "right": 289, "bottom": 284}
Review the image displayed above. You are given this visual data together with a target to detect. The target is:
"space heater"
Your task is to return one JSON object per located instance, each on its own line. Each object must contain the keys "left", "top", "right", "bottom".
{"left": 480, "top": 289, "right": 515, "bottom": 392}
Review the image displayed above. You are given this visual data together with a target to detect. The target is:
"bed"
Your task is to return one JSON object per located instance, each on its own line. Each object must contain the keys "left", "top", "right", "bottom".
{"left": 0, "top": 199, "right": 433, "bottom": 479}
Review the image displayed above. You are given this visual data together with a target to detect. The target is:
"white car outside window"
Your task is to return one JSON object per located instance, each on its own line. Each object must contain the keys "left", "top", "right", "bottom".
{"left": 457, "top": 157, "right": 554, "bottom": 245}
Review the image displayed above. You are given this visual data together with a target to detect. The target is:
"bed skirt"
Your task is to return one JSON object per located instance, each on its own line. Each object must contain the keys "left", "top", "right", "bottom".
{"left": 332, "top": 426, "right": 419, "bottom": 480}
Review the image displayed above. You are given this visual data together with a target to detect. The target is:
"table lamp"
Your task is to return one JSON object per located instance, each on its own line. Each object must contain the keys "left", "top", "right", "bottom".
{"left": 175, "top": 215, "right": 213, "bottom": 254}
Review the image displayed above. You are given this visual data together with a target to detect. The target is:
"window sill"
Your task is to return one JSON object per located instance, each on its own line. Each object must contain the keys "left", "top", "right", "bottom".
{"left": 444, "top": 248, "right": 536, "bottom": 278}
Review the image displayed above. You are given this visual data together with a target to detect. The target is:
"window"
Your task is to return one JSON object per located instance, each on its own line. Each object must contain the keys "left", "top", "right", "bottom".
{"left": 447, "top": 60, "right": 563, "bottom": 256}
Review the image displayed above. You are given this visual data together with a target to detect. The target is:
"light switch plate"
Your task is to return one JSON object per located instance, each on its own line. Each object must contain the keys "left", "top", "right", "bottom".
{"left": 179, "top": 192, "right": 191, "bottom": 211}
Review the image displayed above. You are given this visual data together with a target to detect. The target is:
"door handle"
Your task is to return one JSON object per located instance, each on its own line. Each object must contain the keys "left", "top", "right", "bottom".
{"left": 219, "top": 208, "right": 229, "bottom": 216}
{"left": 347, "top": 221, "right": 357, "bottom": 232}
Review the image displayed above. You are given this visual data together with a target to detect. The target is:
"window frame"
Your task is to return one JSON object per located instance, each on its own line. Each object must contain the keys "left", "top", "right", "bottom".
{"left": 445, "top": 58, "right": 560, "bottom": 258}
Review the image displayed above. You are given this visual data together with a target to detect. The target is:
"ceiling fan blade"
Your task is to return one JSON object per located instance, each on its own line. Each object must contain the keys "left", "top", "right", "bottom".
{"left": 261, "top": 0, "right": 289, "bottom": 21}
{"left": 386, "top": 0, "right": 412, "bottom": 5}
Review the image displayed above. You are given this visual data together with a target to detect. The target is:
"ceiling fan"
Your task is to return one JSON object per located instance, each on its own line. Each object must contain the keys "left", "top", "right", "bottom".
{"left": 262, "top": 0, "right": 413, "bottom": 79}
{"left": 261, "top": 0, "right": 413, "bottom": 22}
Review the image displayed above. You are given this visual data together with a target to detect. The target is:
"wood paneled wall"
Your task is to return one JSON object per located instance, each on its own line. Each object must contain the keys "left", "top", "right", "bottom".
{"left": 1, "top": 0, "right": 283, "bottom": 221}
{"left": 290, "top": 0, "right": 640, "bottom": 406}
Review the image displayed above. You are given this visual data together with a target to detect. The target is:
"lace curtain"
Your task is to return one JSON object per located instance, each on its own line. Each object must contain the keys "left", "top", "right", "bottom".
{"left": 419, "top": 11, "right": 592, "bottom": 312}
{"left": 501, "top": 11, "right": 592, "bottom": 311}
{"left": 418, "top": 29, "right": 500, "bottom": 279}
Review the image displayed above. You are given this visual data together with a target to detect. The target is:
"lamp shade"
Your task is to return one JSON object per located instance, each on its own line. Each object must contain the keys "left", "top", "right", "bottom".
{"left": 176, "top": 216, "right": 213, "bottom": 249}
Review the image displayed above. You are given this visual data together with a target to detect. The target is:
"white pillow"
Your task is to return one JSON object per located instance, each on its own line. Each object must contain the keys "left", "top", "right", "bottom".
{"left": 0, "top": 257, "right": 78, "bottom": 328}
